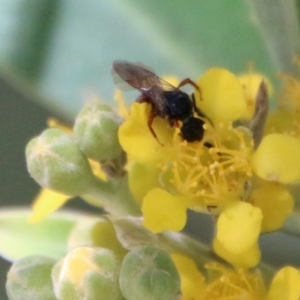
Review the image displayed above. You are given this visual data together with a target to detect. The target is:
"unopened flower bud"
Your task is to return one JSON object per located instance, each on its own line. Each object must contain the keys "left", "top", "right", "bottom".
{"left": 26, "top": 128, "right": 96, "bottom": 196}
{"left": 6, "top": 255, "right": 56, "bottom": 300}
{"left": 52, "top": 247, "right": 122, "bottom": 300}
{"left": 119, "top": 246, "right": 180, "bottom": 300}
{"left": 67, "top": 216, "right": 127, "bottom": 258}
{"left": 74, "top": 104, "right": 123, "bottom": 162}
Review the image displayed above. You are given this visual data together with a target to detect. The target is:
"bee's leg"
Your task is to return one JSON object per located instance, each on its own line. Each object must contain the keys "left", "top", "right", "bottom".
{"left": 191, "top": 93, "right": 205, "bottom": 117}
{"left": 177, "top": 78, "right": 203, "bottom": 101}
{"left": 191, "top": 94, "right": 214, "bottom": 126}
{"left": 168, "top": 119, "right": 176, "bottom": 127}
{"left": 148, "top": 111, "right": 163, "bottom": 146}
{"left": 136, "top": 97, "right": 163, "bottom": 145}
{"left": 177, "top": 78, "right": 199, "bottom": 91}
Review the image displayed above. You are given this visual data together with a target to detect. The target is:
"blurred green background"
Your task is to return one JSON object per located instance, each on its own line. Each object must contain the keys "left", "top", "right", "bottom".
{"left": 2, "top": 0, "right": 300, "bottom": 299}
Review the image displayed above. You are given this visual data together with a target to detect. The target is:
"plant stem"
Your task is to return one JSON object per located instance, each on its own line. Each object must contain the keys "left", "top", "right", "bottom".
{"left": 83, "top": 175, "right": 141, "bottom": 217}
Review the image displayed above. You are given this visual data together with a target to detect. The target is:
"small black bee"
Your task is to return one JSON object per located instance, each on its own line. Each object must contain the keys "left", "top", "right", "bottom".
{"left": 111, "top": 60, "right": 205, "bottom": 143}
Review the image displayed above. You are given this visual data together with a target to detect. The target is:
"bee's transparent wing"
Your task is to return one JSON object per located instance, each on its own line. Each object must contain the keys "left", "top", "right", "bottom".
{"left": 111, "top": 67, "right": 136, "bottom": 91}
{"left": 111, "top": 60, "right": 177, "bottom": 112}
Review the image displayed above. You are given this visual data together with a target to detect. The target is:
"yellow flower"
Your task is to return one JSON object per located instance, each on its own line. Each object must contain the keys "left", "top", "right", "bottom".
{"left": 119, "top": 103, "right": 254, "bottom": 229}
{"left": 117, "top": 67, "right": 299, "bottom": 272}
{"left": 121, "top": 110, "right": 255, "bottom": 232}
{"left": 170, "top": 257, "right": 300, "bottom": 300}
{"left": 203, "top": 262, "right": 266, "bottom": 299}
{"left": 24, "top": 63, "right": 300, "bottom": 298}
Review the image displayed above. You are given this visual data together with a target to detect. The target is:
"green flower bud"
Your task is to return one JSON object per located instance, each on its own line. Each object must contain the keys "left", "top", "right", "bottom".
{"left": 67, "top": 216, "right": 127, "bottom": 258}
{"left": 52, "top": 247, "right": 123, "bottom": 300}
{"left": 119, "top": 246, "right": 180, "bottom": 300}
{"left": 6, "top": 255, "right": 56, "bottom": 300}
{"left": 74, "top": 104, "right": 123, "bottom": 162}
{"left": 26, "top": 128, "right": 96, "bottom": 196}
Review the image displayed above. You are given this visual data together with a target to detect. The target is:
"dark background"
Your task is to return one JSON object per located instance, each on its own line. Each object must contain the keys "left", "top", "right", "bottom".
{"left": 0, "top": 75, "right": 50, "bottom": 299}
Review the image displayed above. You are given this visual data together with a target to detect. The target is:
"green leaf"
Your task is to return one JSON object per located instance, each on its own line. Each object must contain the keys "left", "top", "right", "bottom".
{"left": 1, "top": 1, "right": 299, "bottom": 117}
{"left": 0, "top": 208, "right": 79, "bottom": 262}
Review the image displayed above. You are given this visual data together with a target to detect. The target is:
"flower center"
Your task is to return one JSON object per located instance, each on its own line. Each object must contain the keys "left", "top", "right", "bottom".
{"left": 203, "top": 263, "right": 266, "bottom": 299}
{"left": 159, "top": 123, "right": 253, "bottom": 211}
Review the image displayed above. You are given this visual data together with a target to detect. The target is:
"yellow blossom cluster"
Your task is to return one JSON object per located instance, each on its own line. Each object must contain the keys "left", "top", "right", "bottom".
{"left": 172, "top": 254, "right": 300, "bottom": 300}
{"left": 118, "top": 67, "right": 299, "bottom": 269}
{"left": 27, "top": 64, "right": 300, "bottom": 299}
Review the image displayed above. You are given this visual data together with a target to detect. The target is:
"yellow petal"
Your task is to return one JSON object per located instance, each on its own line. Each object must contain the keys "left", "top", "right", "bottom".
{"left": 118, "top": 102, "right": 161, "bottom": 162}
{"left": 264, "top": 110, "right": 298, "bottom": 136}
{"left": 268, "top": 267, "right": 300, "bottom": 300}
{"left": 47, "top": 118, "right": 73, "bottom": 133}
{"left": 250, "top": 180, "right": 294, "bottom": 232}
{"left": 127, "top": 162, "right": 161, "bottom": 204}
{"left": 205, "top": 262, "right": 266, "bottom": 298}
{"left": 88, "top": 159, "right": 107, "bottom": 181}
{"left": 252, "top": 133, "right": 300, "bottom": 183}
{"left": 118, "top": 103, "right": 173, "bottom": 163}
{"left": 213, "top": 238, "right": 261, "bottom": 269}
{"left": 142, "top": 188, "right": 187, "bottom": 233}
{"left": 28, "top": 189, "right": 72, "bottom": 223}
{"left": 171, "top": 253, "right": 206, "bottom": 300}
{"left": 196, "top": 68, "right": 247, "bottom": 123}
{"left": 216, "top": 202, "right": 262, "bottom": 254}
